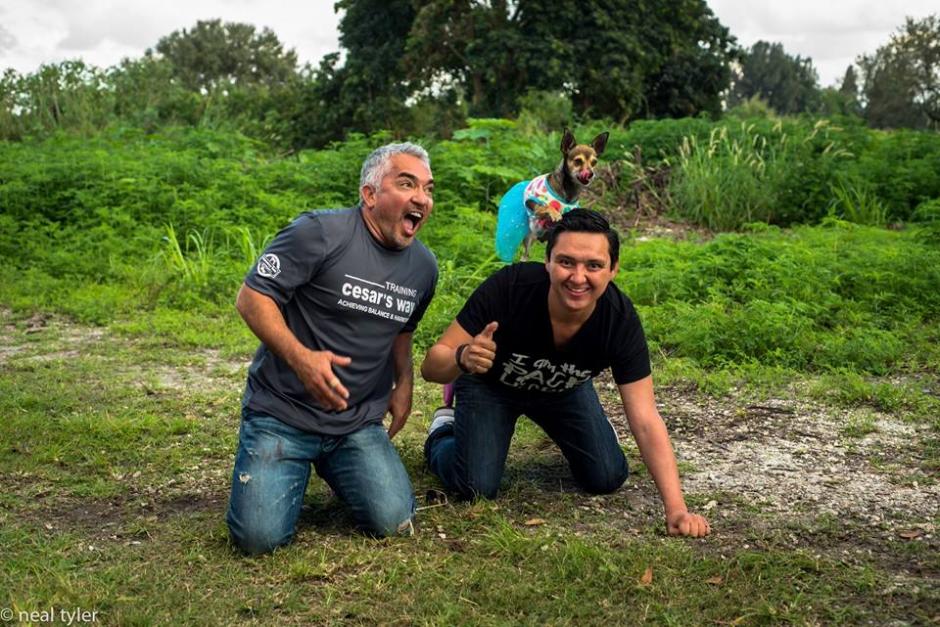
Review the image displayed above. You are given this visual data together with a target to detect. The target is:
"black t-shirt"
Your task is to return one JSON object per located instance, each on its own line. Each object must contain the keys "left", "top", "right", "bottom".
{"left": 456, "top": 263, "right": 651, "bottom": 393}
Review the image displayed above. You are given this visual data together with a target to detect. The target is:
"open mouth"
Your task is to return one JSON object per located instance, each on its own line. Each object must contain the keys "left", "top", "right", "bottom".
{"left": 402, "top": 210, "right": 424, "bottom": 235}
{"left": 577, "top": 171, "right": 594, "bottom": 184}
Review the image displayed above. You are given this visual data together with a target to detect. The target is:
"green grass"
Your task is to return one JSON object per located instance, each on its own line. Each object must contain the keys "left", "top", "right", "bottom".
{"left": 1, "top": 313, "right": 937, "bottom": 624}
{"left": 0, "top": 510, "right": 894, "bottom": 625}
{"left": 2, "top": 121, "right": 939, "bottom": 624}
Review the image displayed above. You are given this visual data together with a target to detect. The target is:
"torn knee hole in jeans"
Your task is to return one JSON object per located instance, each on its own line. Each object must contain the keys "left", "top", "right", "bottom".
{"left": 239, "top": 472, "right": 252, "bottom": 484}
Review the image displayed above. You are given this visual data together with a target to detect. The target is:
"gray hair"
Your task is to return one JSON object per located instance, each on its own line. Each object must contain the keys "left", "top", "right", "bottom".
{"left": 359, "top": 142, "right": 430, "bottom": 192}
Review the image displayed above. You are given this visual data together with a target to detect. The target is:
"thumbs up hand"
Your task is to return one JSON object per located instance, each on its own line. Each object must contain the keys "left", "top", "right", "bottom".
{"left": 458, "top": 321, "right": 498, "bottom": 375}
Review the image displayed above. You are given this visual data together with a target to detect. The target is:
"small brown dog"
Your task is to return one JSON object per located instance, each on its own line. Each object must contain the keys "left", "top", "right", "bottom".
{"left": 496, "top": 128, "right": 609, "bottom": 262}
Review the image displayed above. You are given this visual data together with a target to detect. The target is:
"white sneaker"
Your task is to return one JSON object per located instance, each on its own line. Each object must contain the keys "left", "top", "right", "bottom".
{"left": 428, "top": 407, "right": 455, "bottom": 435}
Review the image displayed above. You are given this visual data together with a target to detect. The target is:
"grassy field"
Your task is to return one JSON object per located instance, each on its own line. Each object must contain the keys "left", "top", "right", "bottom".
{"left": 1, "top": 304, "right": 937, "bottom": 625}
{"left": 1, "top": 119, "right": 939, "bottom": 624}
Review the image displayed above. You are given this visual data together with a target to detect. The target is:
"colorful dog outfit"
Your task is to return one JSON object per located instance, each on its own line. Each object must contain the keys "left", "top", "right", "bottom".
{"left": 495, "top": 175, "right": 581, "bottom": 263}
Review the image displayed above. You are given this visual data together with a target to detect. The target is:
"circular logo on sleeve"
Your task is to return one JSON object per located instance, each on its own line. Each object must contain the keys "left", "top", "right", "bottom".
{"left": 257, "top": 253, "right": 281, "bottom": 278}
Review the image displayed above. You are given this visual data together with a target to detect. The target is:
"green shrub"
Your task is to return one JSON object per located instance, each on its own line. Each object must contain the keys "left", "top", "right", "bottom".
{"left": 911, "top": 198, "right": 940, "bottom": 223}
{"left": 516, "top": 90, "right": 575, "bottom": 135}
{"left": 848, "top": 129, "right": 940, "bottom": 221}
{"left": 620, "top": 224, "right": 940, "bottom": 374}
{"left": 3, "top": 121, "right": 939, "bottom": 378}
{"left": 617, "top": 117, "right": 714, "bottom": 164}
{"left": 667, "top": 119, "right": 857, "bottom": 229}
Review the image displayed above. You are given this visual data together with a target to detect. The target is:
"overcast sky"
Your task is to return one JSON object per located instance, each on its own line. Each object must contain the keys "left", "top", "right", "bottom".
{"left": 1, "top": 1, "right": 937, "bottom": 87}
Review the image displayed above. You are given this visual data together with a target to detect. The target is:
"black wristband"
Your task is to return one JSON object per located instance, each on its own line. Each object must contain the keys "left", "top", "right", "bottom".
{"left": 455, "top": 343, "right": 472, "bottom": 374}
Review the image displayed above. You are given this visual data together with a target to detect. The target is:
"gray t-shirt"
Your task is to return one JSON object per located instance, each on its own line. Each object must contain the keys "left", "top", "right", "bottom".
{"left": 242, "top": 207, "right": 438, "bottom": 435}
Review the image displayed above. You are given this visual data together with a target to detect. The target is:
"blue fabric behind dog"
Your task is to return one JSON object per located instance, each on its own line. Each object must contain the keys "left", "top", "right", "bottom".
{"left": 495, "top": 180, "right": 530, "bottom": 263}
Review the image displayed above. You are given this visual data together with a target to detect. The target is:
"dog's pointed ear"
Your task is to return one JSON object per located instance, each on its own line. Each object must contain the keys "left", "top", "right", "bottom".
{"left": 592, "top": 131, "right": 610, "bottom": 156}
{"left": 561, "top": 128, "right": 576, "bottom": 154}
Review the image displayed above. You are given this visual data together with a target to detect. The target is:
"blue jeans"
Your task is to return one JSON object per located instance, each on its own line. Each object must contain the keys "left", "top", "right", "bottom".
{"left": 425, "top": 375, "right": 628, "bottom": 500}
{"left": 226, "top": 409, "right": 415, "bottom": 555}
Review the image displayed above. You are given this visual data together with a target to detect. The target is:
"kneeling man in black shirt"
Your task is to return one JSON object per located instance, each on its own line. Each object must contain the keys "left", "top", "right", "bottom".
{"left": 421, "top": 208, "right": 709, "bottom": 537}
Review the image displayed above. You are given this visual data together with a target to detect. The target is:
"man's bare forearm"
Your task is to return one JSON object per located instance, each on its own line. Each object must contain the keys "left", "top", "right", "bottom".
{"left": 391, "top": 333, "right": 414, "bottom": 388}
{"left": 236, "top": 283, "right": 351, "bottom": 410}
{"left": 619, "top": 377, "right": 688, "bottom": 516}
{"left": 235, "top": 283, "right": 307, "bottom": 370}
{"left": 630, "top": 417, "right": 688, "bottom": 517}
{"left": 421, "top": 343, "right": 463, "bottom": 383}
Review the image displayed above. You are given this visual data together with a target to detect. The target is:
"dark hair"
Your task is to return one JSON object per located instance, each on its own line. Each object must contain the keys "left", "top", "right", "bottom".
{"left": 545, "top": 208, "right": 620, "bottom": 268}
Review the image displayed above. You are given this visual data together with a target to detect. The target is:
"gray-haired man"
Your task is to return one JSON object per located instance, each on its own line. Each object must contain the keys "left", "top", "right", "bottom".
{"left": 226, "top": 143, "right": 438, "bottom": 554}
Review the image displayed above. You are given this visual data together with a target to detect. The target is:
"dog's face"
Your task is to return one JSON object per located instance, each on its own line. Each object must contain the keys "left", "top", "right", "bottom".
{"left": 561, "top": 129, "right": 609, "bottom": 186}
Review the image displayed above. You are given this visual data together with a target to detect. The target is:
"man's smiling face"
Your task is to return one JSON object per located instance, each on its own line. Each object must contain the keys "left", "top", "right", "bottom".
{"left": 360, "top": 154, "right": 434, "bottom": 250}
{"left": 545, "top": 231, "right": 618, "bottom": 317}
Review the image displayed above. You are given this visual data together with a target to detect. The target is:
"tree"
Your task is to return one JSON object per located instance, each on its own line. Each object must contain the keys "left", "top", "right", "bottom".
{"left": 108, "top": 56, "right": 203, "bottom": 130}
{"left": 153, "top": 19, "right": 298, "bottom": 92}
{"left": 858, "top": 14, "right": 939, "bottom": 130}
{"left": 818, "top": 65, "right": 863, "bottom": 117}
{"left": 0, "top": 61, "right": 114, "bottom": 139}
{"left": 149, "top": 20, "right": 309, "bottom": 145}
{"left": 402, "top": 0, "right": 524, "bottom": 118}
{"left": 400, "top": 0, "right": 735, "bottom": 122}
{"left": 292, "top": 0, "right": 418, "bottom": 144}
{"left": 840, "top": 65, "right": 860, "bottom": 102}
{"left": 332, "top": 0, "right": 417, "bottom": 135}
{"left": 728, "top": 41, "right": 821, "bottom": 114}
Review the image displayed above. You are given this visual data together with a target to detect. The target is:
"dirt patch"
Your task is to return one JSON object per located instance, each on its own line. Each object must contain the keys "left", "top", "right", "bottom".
{"left": 0, "top": 308, "right": 109, "bottom": 365}
{"left": 580, "top": 160, "right": 712, "bottom": 241}
{"left": 590, "top": 374, "right": 939, "bottom": 575}
{"left": 0, "top": 308, "right": 247, "bottom": 392}
{"left": 0, "top": 307, "right": 26, "bottom": 361}
{"left": 24, "top": 489, "right": 228, "bottom": 544}
{"left": 657, "top": 392, "right": 938, "bottom": 524}
{"left": 134, "top": 355, "right": 246, "bottom": 396}
{"left": 0, "top": 344, "right": 27, "bottom": 362}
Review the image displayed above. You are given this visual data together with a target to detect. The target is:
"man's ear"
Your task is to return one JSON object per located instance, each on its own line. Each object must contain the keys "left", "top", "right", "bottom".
{"left": 360, "top": 185, "right": 376, "bottom": 208}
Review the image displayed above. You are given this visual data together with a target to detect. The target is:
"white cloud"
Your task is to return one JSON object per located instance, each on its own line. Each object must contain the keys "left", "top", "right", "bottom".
{"left": 707, "top": 0, "right": 939, "bottom": 86}
{"left": 0, "top": 0, "right": 342, "bottom": 73}
{"left": 0, "top": 24, "right": 17, "bottom": 54}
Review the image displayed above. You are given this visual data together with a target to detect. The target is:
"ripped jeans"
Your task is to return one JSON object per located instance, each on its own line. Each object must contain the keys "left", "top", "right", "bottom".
{"left": 226, "top": 408, "right": 415, "bottom": 555}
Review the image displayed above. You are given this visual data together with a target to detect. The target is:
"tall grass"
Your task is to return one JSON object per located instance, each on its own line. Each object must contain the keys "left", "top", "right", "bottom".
{"left": 828, "top": 179, "right": 888, "bottom": 226}
{"left": 668, "top": 124, "right": 776, "bottom": 229}
{"left": 226, "top": 225, "right": 273, "bottom": 269}
{"left": 160, "top": 225, "right": 212, "bottom": 287}
{"left": 667, "top": 119, "right": 856, "bottom": 229}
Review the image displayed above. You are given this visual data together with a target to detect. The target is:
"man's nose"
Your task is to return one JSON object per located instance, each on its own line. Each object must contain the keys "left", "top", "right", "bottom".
{"left": 412, "top": 185, "right": 430, "bottom": 206}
